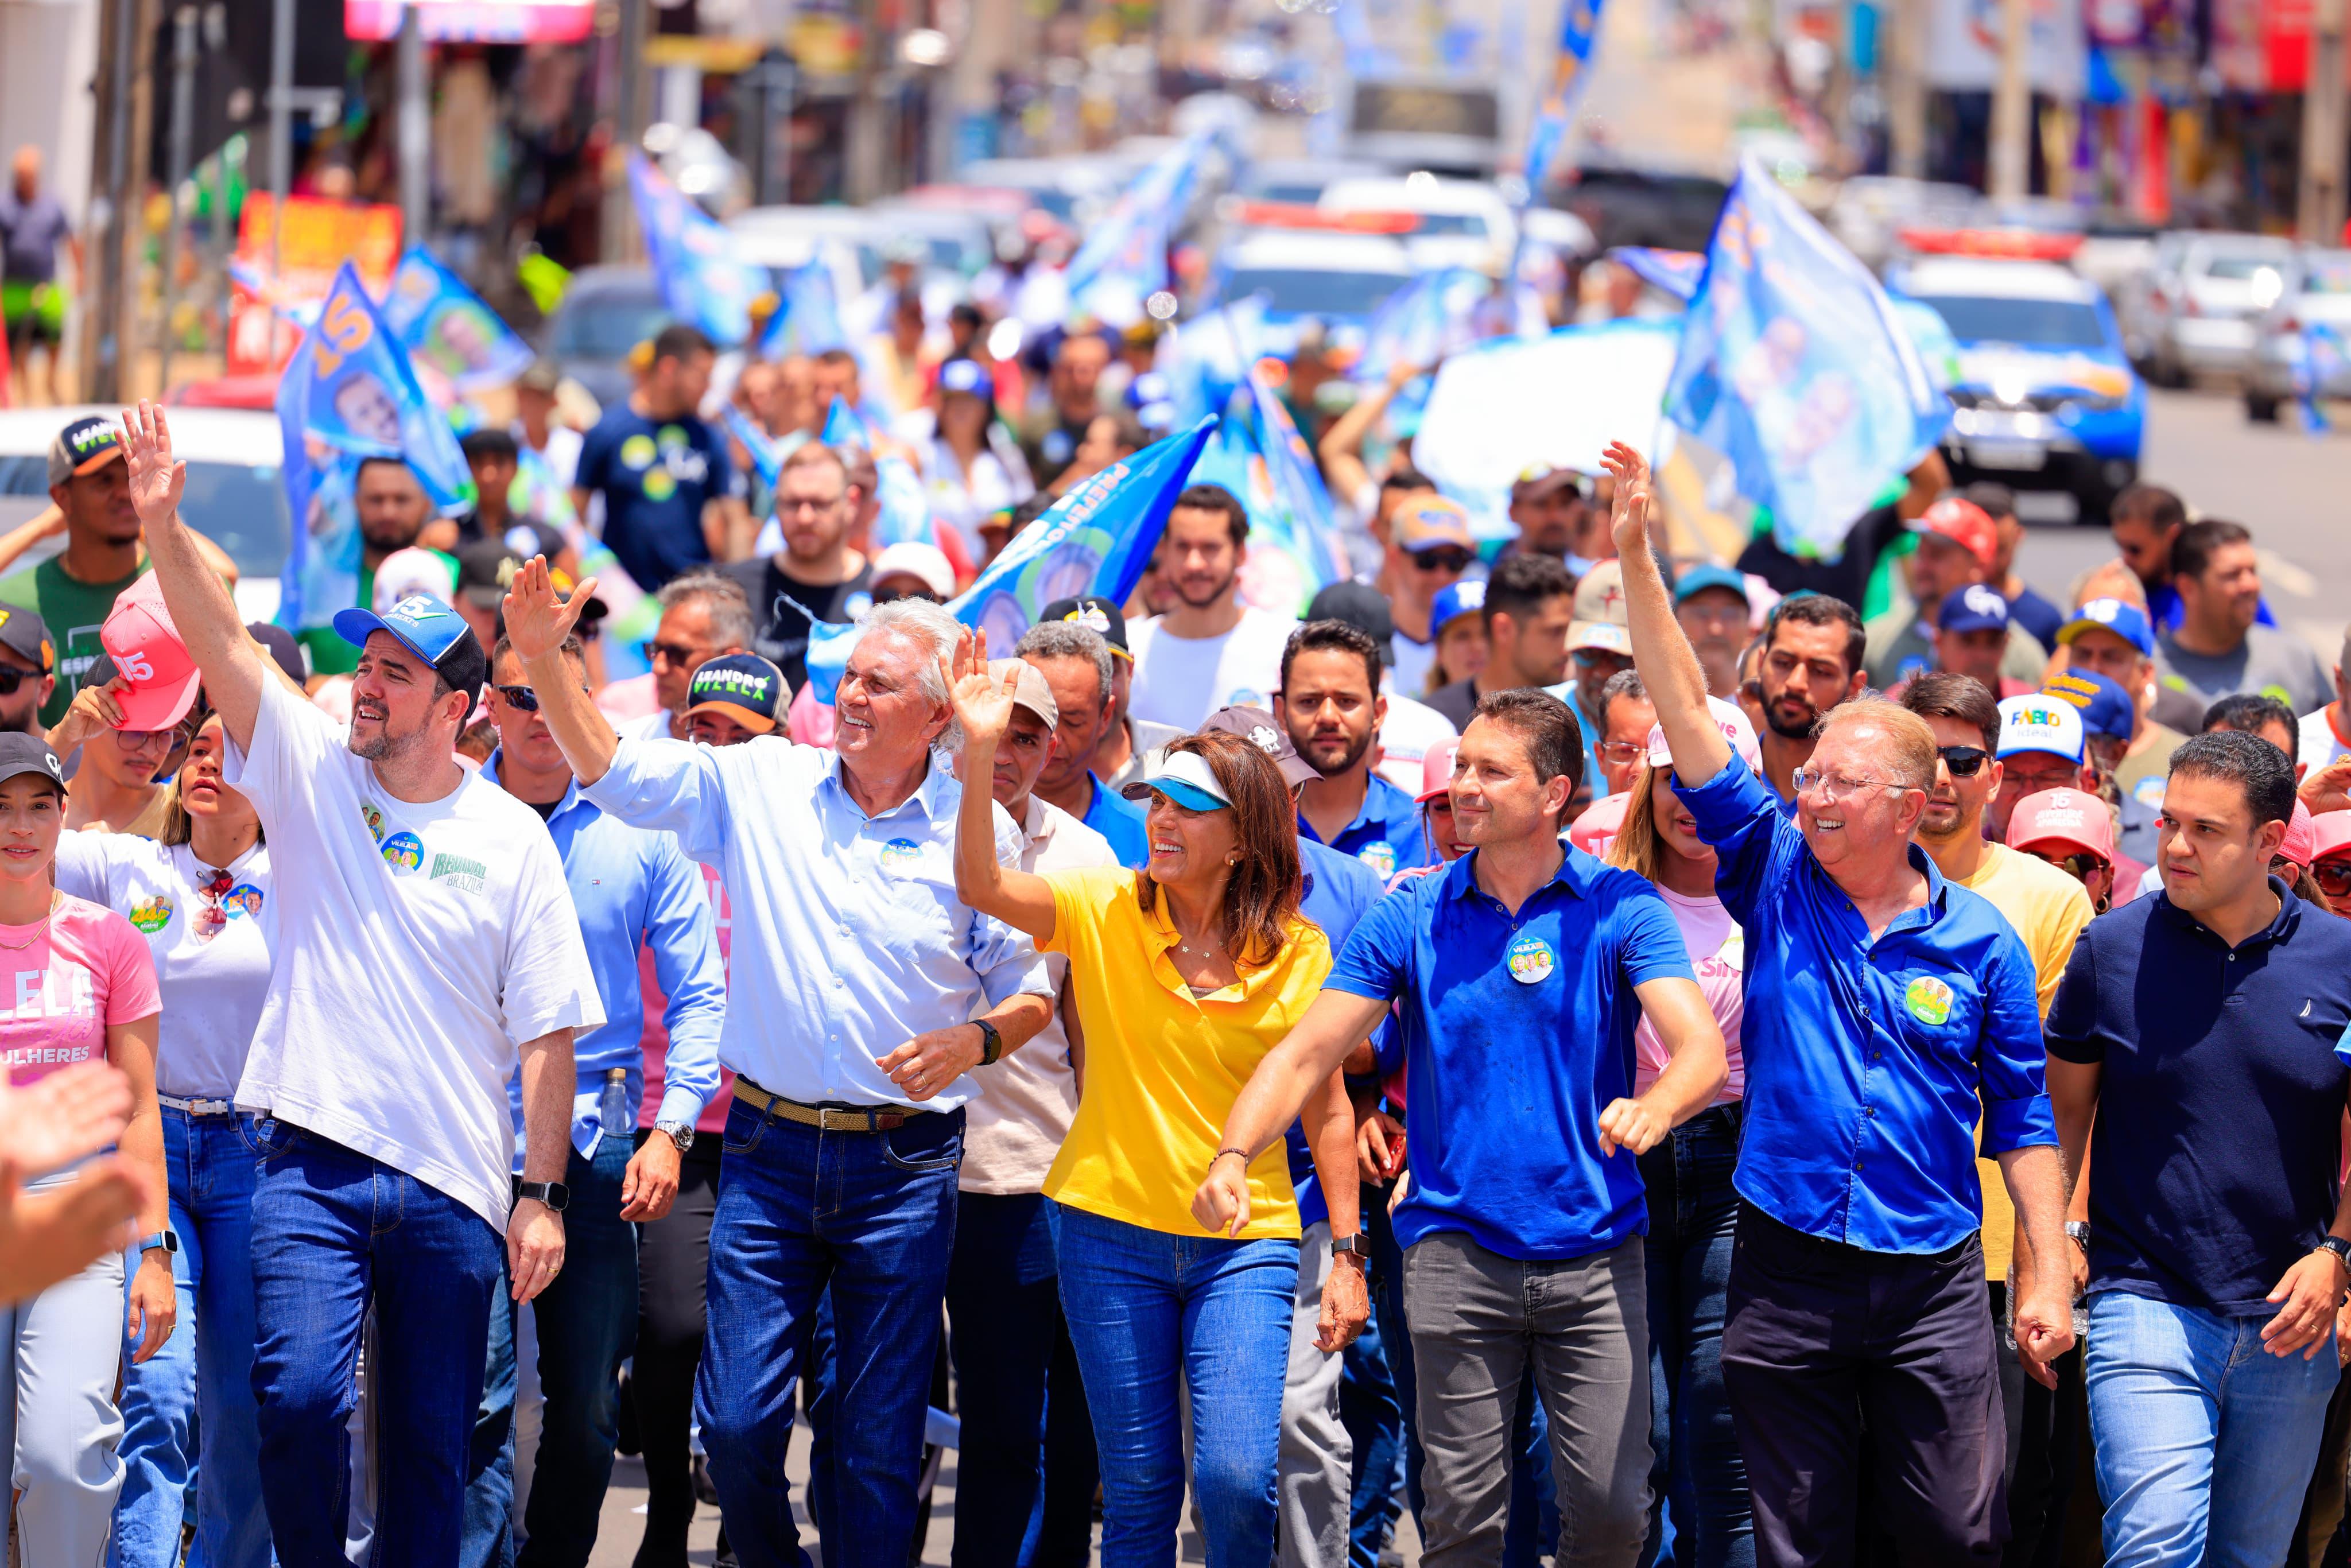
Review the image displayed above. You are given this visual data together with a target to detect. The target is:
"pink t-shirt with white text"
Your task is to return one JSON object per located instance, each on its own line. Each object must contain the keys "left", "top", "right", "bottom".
{"left": 1635, "top": 887, "right": 1745, "bottom": 1106}
{"left": 1, "top": 894, "right": 164, "bottom": 1087}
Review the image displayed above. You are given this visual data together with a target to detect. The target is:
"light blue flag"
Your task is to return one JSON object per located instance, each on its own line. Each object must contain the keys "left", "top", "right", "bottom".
{"left": 1610, "top": 246, "right": 1706, "bottom": 302}
{"left": 1665, "top": 156, "right": 1950, "bottom": 561}
{"left": 381, "top": 247, "right": 537, "bottom": 395}
{"left": 1524, "top": 0, "right": 1605, "bottom": 189}
{"left": 758, "top": 260, "right": 850, "bottom": 357}
{"left": 950, "top": 417, "right": 1219, "bottom": 650}
{"left": 629, "top": 154, "right": 766, "bottom": 347}
{"left": 812, "top": 397, "right": 933, "bottom": 548}
{"left": 1240, "top": 367, "right": 1348, "bottom": 610}
{"left": 821, "top": 395, "right": 870, "bottom": 448}
{"left": 1064, "top": 134, "right": 1212, "bottom": 326}
{"left": 1355, "top": 268, "right": 1503, "bottom": 384}
{"left": 274, "top": 261, "right": 475, "bottom": 631}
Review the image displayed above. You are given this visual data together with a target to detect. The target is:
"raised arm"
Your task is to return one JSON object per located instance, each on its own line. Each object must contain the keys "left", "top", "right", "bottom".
{"left": 120, "top": 402, "right": 269, "bottom": 752}
{"left": 503, "top": 556, "right": 619, "bottom": 786}
{"left": 942, "top": 628, "right": 1058, "bottom": 945}
{"left": 1606, "top": 440, "right": 1731, "bottom": 789}
{"left": 1316, "top": 359, "right": 1421, "bottom": 517}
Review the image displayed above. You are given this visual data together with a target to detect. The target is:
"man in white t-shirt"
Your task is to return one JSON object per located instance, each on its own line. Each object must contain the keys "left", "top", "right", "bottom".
{"left": 2297, "top": 624, "right": 2351, "bottom": 776}
{"left": 120, "top": 402, "right": 605, "bottom": 1565}
{"left": 1125, "top": 484, "right": 1297, "bottom": 729}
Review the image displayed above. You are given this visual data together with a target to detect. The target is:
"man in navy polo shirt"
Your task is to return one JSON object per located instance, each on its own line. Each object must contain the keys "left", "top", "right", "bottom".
{"left": 1607, "top": 441, "right": 2072, "bottom": 1568}
{"left": 2046, "top": 730, "right": 2351, "bottom": 1568}
{"left": 1196, "top": 686, "right": 1728, "bottom": 1568}
{"left": 1283, "top": 619, "right": 1433, "bottom": 880}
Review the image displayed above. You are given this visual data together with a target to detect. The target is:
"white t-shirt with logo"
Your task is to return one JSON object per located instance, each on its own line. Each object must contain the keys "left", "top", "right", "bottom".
{"left": 2300, "top": 705, "right": 2351, "bottom": 774}
{"left": 55, "top": 833, "right": 275, "bottom": 1102}
{"left": 1126, "top": 608, "right": 1296, "bottom": 731}
{"left": 224, "top": 677, "right": 605, "bottom": 1232}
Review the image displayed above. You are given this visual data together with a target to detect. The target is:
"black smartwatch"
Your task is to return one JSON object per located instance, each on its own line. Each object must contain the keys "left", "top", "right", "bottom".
{"left": 974, "top": 1017, "right": 1004, "bottom": 1066}
{"left": 516, "top": 1181, "right": 569, "bottom": 1213}
{"left": 1330, "top": 1233, "right": 1368, "bottom": 1261}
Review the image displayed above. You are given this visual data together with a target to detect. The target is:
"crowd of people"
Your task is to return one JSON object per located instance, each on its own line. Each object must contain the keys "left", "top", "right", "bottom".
{"left": 3, "top": 262, "right": 2351, "bottom": 1568}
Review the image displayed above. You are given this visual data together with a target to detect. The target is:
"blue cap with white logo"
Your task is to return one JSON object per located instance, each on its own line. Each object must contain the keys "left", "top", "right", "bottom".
{"left": 332, "top": 592, "right": 490, "bottom": 707}
{"left": 1937, "top": 584, "right": 2011, "bottom": 638}
{"left": 2057, "top": 597, "right": 2155, "bottom": 658}
{"left": 1431, "top": 579, "right": 1486, "bottom": 634}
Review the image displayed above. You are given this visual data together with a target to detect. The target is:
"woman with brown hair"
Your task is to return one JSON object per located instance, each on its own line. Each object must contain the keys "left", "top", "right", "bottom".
{"left": 946, "top": 631, "right": 1366, "bottom": 1567}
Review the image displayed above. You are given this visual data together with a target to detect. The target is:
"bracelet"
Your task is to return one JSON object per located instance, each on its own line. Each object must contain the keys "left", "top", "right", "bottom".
{"left": 1211, "top": 1146, "right": 1250, "bottom": 1169}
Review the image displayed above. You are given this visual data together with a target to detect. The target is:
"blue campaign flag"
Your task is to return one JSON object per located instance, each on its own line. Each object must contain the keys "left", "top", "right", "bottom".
{"left": 1355, "top": 268, "right": 1503, "bottom": 383}
{"left": 821, "top": 395, "right": 870, "bottom": 448}
{"left": 1665, "top": 156, "right": 1951, "bottom": 561}
{"left": 949, "top": 417, "right": 1219, "bottom": 650}
{"left": 758, "top": 260, "right": 850, "bottom": 357}
{"left": 720, "top": 403, "right": 785, "bottom": 488}
{"left": 1524, "top": 0, "right": 1605, "bottom": 189}
{"left": 2295, "top": 324, "right": 2345, "bottom": 434}
{"left": 813, "top": 397, "right": 932, "bottom": 547}
{"left": 381, "top": 247, "right": 537, "bottom": 394}
{"left": 1610, "top": 246, "right": 1706, "bottom": 302}
{"left": 274, "top": 261, "right": 475, "bottom": 631}
{"left": 1065, "top": 134, "right": 1212, "bottom": 327}
{"left": 629, "top": 154, "right": 766, "bottom": 347}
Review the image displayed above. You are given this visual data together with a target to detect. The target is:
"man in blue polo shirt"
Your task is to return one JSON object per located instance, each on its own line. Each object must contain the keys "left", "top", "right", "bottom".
{"left": 2046, "top": 729, "right": 2351, "bottom": 1568}
{"left": 1283, "top": 619, "right": 1433, "bottom": 880}
{"left": 1605, "top": 441, "right": 2071, "bottom": 1568}
{"left": 1196, "top": 685, "right": 1728, "bottom": 1568}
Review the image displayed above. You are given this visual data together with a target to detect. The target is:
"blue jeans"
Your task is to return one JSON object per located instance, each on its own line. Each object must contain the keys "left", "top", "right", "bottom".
{"left": 1049, "top": 1200, "right": 1297, "bottom": 1568}
{"left": 248, "top": 1123, "right": 503, "bottom": 1568}
{"left": 461, "top": 1136, "right": 642, "bottom": 1568}
{"left": 697, "top": 1097, "right": 963, "bottom": 1568}
{"left": 946, "top": 1190, "right": 1098, "bottom": 1568}
{"left": 2085, "top": 1290, "right": 2344, "bottom": 1568}
{"left": 1638, "top": 1105, "right": 1752, "bottom": 1568}
{"left": 110, "top": 1105, "right": 273, "bottom": 1568}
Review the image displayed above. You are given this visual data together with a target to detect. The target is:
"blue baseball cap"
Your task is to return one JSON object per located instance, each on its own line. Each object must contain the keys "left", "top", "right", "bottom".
{"left": 332, "top": 592, "right": 490, "bottom": 707}
{"left": 1937, "top": 584, "right": 2011, "bottom": 638}
{"left": 2057, "top": 597, "right": 2155, "bottom": 658}
{"left": 1673, "top": 564, "right": 1752, "bottom": 607}
{"left": 937, "top": 358, "right": 992, "bottom": 399}
{"left": 1430, "top": 579, "right": 1486, "bottom": 634}
{"left": 2042, "top": 669, "right": 2135, "bottom": 741}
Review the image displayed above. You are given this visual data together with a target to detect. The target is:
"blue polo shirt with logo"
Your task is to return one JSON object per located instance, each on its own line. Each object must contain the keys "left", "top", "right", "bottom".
{"left": 1299, "top": 772, "right": 1433, "bottom": 882}
{"left": 1675, "top": 759, "right": 2054, "bottom": 1255}
{"left": 575, "top": 404, "right": 734, "bottom": 591}
{"left": 1078, "top": 775, "right": 1149, "bottom": 870}
{"left": 1325, "top": 845, "right": 1694, "bottom": 1260}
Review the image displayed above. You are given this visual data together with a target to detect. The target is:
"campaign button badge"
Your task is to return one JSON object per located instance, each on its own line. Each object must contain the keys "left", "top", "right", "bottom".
{"left": 1904, "top": 975, "right": 1953, "bottom": 1026}
{"left": 381, "top": 831, "right": 425, "bottom": 872}
{"left": 880, "top": 837, "right": 924, "bottom": 874}
{"left": 1357, "top": 840, "right": 1398, "bottom": 879}
{"left": 1506, "top": 933, "right": 1555, "bottom": 985}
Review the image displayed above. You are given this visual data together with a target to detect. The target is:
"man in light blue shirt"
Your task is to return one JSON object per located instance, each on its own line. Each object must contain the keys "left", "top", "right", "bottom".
{"left": 464, "top": 631, "right": 728, "bottom": 1567}
{"left": 504, "top": 572, "right": 1056, "bottom": 1568}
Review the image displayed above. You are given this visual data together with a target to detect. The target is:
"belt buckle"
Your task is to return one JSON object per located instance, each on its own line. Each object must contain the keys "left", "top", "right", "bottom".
{"left": 818, "top": 1107, "right": 867, "bottom": 1132}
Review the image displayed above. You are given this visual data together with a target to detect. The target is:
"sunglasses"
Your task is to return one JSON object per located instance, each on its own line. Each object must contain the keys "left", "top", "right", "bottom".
{"left": 2314, "top": 860, "right": 2351, "bottom": 896}
{"left": 1409, "top": 549, "right": 1474, "bottom": 575}
{"left": 0, "top": 667, "right": 34, "bottom": 696}
{"left": 194, "top": 867, "right": 235, "bottom": 942}
{"left": 639, "top": 641, "right": 702, "bottom": 667}
{"left": 1937, "top": 746, "right": 1991, "bottom": 778}
{"left": 493, "top": 684, "right": 589, "bottom": 713}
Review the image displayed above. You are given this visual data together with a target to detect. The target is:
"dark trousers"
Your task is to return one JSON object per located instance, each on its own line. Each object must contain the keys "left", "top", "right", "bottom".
{"left": 1722, "top": 1205, "right": 2005, "bottom": 1568}
{"left": 636, "top": 1134, "right": 723, "bottom": 1556}
{"left": 1991, "top": 1283, "right": 2085, "bottom": 1568}
{"left": 944, "top": 1190, "right": 1098, "bottom": 1568}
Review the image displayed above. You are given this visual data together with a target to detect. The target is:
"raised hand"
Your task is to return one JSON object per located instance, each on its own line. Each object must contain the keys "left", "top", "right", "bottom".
{"left": 0, "top": 1061, "right": 133, "bottom": 1174}
{"left": 1601, "top": 440, "right": 1652, "bottom": 561}
{"left": 501, "top": 556, "right": 595, "bottom": 665}
{"left": 119, "top": 401, "right": 187, "bottom": 531}
{"left": 942, "top": 627, "right": 1018, "bottom": 756}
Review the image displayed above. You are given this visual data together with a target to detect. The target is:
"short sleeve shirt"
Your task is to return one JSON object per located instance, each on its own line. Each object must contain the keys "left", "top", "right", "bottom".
{"left": 0, "top": 894, "right": 161, "bottom": 1089}
{"left": 575, "top": 405, "right": 734, "bottom": 592}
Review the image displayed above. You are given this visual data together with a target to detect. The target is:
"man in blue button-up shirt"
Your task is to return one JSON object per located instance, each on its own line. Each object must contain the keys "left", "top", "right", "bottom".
{"left": 1609, "top": 441, "right": 2070, "bottom": 1568}
{"left": 465, "top": 633, "right": 728, "bottom": 1567}
{"left": 506, "top": 570, "right": 1055, "bottom": 1568}
{"left": 1283, "top": 621, "right": 1434, "bottom": 880}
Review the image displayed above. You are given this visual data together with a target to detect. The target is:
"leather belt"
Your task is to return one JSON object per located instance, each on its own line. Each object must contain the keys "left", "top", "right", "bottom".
{"left": 158, "top": 1095, "right": 236, "bottom": 1116}
{"left": 733, "top": 1077, "right": 928, "bottom": 1134}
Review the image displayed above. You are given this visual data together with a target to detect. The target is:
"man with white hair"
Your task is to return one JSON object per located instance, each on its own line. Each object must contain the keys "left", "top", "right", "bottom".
{"left": 502, "top": 569, "right": 1057, "bottom": 1568}
{"left": 1609, "top": 441, "right": 2073, "bottom": 1568}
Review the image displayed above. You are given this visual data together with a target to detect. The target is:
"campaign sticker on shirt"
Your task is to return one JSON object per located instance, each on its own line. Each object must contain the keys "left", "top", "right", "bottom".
{"left": 880, "top": 838, "right": 925, "bottom": 874}
{"left": 381, "top": 831, "right": 425, "bottom": 872}
{"left": 642, "top": 468, "right": 678, "bottom": 502}
{"left": 1506, "top": 933, "right": 1555, "bottom": 985}
{"left": 359, "top": 802, "right": 387, "bottom": 844}
{"left": 128, "top": 895, "right": 172, "bottom": 934}
{"left": 2132, "top": 775, "right": 2166, "bottom": 811}
{"left": 226, "top": 885, "right": 265, "bottom": 919}
{"left": 1904, "top": 975, "right": 1954, "bottom": 1026}
{"left": 1356, "top": 841, "right": 1398, "bottom": 880}
{"left": 620, "top": 433, "right": 657, "bottom": 471}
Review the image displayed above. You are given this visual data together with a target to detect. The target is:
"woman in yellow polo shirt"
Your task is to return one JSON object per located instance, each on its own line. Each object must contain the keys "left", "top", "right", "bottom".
{"left": 948, "top": 643, "right": 1366, "bottom": 1567}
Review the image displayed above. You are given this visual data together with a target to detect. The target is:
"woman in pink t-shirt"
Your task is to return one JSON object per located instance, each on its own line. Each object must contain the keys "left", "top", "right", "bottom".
{"left": 0, "top": 734, "right": 169, "bottom": 1563}
{"left": 1604, "top": 711, "right": 1753, "bottom": 1568}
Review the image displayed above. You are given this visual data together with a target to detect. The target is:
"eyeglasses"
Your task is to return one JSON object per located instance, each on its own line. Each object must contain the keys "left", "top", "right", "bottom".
{"left": 2028, "top": 849, "right": 2106, "bottom": 883}
{"left": 1790, "top": 766, "right": 1908, "bottom": 803}
{"left": 1937, "top": 746, "right": 1991, "bottom": 778}
{"left": 1409, "top": 549, "right": 1474, "bottom": 575}
{"left": 640, "top": 641, "right": 702, "bottom": 668}
{"left": 115, "top": 725, "right": 179, "bottom": 750}
{"left": 2314, "top": 860, "right": 2351, "bottom": 897}
{"left": 1595, "top": 740, "right": 1647, "bottom": 764}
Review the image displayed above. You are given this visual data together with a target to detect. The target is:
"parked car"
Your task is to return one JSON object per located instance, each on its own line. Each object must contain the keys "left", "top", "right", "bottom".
{"left": 0, "top": 405, "right": 290, "bottom": 624}
{"left": 2136, "top": 232, "right": 2295, "bottom": 386}
{"left": 544, "top": 265, "right": 670, "bottom": 409}
{"left": 1318, "top": 176, "right": 1517, "bottom": 274}
{"left": 2242, "top": 249, "right": 2351, "bottom": 421}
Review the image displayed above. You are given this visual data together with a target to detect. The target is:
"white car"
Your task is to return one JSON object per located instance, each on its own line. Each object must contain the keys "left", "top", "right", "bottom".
{"left": 0, "top": 406, "right": 289, "bottom": 624}
{"left": 2140, "top": 232, "right": 2297, "bottom": 385}
{"left": 1318, "top": 176, "right": 1518, "bottom": 274}
{"left": 1211, "top": 230, "right": 1417, "bottom": 329}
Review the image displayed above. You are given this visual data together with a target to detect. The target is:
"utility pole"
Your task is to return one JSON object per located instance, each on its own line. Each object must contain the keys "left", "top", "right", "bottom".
{"left": 396, "top": 4, "right": 429, "bottom": 246}
{"left": 160, "top": 5, "right": 198, "bottom": 393}
{"left": 1988, "top": 0, "right": 2031, "bottom": 200}
{"left": 266, "top": 0, "right": 294, "bottom": 364}
{"left": 2301, "top": 0, "right": 2349, "bottom": 243}
{"left": 84, "top": 0, "right": 142, "bottom": 401}
{"left": 604, "top": 0, "right": 645, "bottom": 262}
{"left": 1887, "top": 0, "right": 1926, "bottom": 178}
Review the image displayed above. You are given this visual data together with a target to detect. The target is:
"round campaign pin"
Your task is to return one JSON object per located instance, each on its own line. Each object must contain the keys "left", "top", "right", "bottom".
{"left": 1904, "top": 975, "right": 1954, "bottom": 1026}
{"left": 880, "top": 837, "right": 925, "bottom": 874}
{"left": 1506, "top": 932, "right": 1555, "bottom": 985}
{"left": 1356, "top": 841, "right": 1398, "bottom": 880}
{"left": 380, "top": 831, "right": 425, "bottom": 872}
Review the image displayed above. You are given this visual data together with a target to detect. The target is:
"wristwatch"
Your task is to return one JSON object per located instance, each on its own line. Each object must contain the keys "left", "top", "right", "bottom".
{"left": 138, "top": 1229, "right": 179, "bottom": 1257}
{"left": 516, "top": 1181, "right": 570, "bottom": 1213}
{"left": 1331, "top": 1233, "right": 1368, "bottom": 1261}
{"left": 974, "top": 1017, "right": 1004, "bottom": 1066}
{"left": 2064, "top": 1221, "right": 2092, "bottom": 1251}
{"left": 655, "top": 1119, "right": 696, "bottom": 1155}
{"left": 2316, "top": 1236, "right": 2351, "bottom": 1272}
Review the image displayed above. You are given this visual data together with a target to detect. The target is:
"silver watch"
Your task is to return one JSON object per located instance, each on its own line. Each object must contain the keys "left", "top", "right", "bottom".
{"left": 657, "top": 1120, "right": 695, "bottom": 1154}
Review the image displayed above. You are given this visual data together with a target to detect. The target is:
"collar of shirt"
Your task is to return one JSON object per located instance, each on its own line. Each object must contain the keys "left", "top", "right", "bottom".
{"left": 2152, "top": 876, "right": 2300, "bottom": 954}
{"left": 1298, "top": 772, "right": 1423, "bottom": 865}
{"left": 820, "top": 744, "right": 949, "bottom": 824}
{"left": 1443, "top": 844, "right": 1590, "bottom": 908}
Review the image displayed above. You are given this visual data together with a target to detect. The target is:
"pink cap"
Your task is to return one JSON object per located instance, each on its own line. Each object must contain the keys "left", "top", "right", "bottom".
{"left": 99, "top": 573, "right": 201, "bottom": 732}
{"left": 2005, "top": 786, "right": 2114, "bottom": 863}
{"left": 2312, "top": 809, "right": 2351, "bottom": 864}
{"left": 1416, "top": 738, "right": 1460, "bottom": 804}
{"left": 1568, "top": 790, "right": 1628, "bottom": 857}
{"left": 2280, "top": 799, "right": 2317, "bottom": 871}
{"left": 1647, "top": 694, "right": 1762, "bottom": 775}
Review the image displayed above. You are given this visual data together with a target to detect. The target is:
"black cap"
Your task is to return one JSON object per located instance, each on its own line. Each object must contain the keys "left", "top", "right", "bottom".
{"left": 0, "top": 733, "right": 65, "bottom": 794}
{"left": 684, "top": 653, "right": 787, "bottom": 734}
{"left": 457, "top": 537, "right": 530, "bottom": 611}
{"left": 1038, "top": 595, "right": 1129, "bottom": 657}
{"left": 1303, "top": 582, "right": 1395, "bottom": 670}
{"left": 48, "top": 415, "right": 123, "bottom": 488}
{"left": 0, "top": 600, "right": 53, "bottom": 673}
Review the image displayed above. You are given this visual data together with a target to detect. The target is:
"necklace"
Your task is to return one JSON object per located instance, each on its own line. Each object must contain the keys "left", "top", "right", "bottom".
{"left": 0, "top": 891, "right": 61, "bottom": 950}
